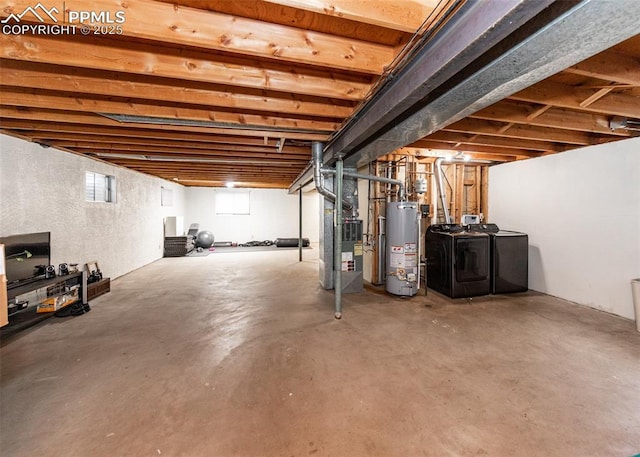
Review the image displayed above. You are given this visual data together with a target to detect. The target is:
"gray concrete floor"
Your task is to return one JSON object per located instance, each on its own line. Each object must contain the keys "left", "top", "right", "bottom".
{"left": 1, "top": 248, "right": 639, "bottom": 456}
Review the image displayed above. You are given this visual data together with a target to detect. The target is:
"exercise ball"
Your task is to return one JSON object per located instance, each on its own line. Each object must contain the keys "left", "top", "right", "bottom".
{"left": 195, "top": 230, "right": 215, "bottom": 249}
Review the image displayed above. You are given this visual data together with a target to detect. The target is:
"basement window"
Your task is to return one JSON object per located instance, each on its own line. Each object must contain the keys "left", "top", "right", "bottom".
{"left": 85, "top": 172, "right": 116, "bottom": 203}
{"left": 215, "top": 190, "right": 250, "bottom": 215}
{"left": 161, "top": 187, "right": 173, "bottom": 207}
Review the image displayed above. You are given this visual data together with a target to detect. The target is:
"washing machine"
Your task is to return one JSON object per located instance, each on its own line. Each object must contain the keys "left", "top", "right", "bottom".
{"left": 468, "top": 224, "right": 528, "bottom": 294}
{"left": 425, "top": 224, "right": 491, "bottom": 298}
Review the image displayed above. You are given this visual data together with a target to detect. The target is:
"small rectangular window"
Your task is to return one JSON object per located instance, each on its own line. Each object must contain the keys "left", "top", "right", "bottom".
{"left": 85, "top": 172, "right": 116, "bottom": 202}
{"left": 161, "top": 187, "right": 173, "bottom": 207}
{"left": 216, "top": 190, "right": 250, "bottom": 215}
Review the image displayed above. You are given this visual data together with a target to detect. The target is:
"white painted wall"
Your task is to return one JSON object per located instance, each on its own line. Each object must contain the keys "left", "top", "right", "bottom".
{"left": 0, "top": 134, "right": 186, "bottom": 280}
{"left": 184, "top": 187, "right": 319, "bottom": 243}
{"left": 489, "top": 137, "right": 640, "bottom": 319}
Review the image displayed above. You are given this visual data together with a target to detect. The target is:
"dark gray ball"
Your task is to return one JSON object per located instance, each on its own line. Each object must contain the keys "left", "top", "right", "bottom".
{"left": 195, "top": 230, "right": 215, "bottom": 248}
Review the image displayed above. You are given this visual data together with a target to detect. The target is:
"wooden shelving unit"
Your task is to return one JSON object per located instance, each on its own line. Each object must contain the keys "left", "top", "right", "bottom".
{"left": 1, "top": 272, "right": 88, "bottom": 336}
{"left": 87, "top": 278, "right": 110, "bottom": 301}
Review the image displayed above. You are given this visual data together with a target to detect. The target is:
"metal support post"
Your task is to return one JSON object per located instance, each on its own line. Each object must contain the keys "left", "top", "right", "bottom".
{"left": 298, "top": 187, "right": 303, "bottom": 262}
{"left": 334, "top": 157, "right": 344, "bottom": 319}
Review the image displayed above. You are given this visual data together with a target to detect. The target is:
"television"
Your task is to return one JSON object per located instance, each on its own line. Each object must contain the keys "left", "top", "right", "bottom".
{"left": 0, "top": 232, "right": 51, "bottom": 288}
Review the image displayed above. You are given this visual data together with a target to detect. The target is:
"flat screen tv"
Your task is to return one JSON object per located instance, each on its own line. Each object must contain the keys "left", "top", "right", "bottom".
{"left": 0, "top": 231, "right": 51, "bottom": 288}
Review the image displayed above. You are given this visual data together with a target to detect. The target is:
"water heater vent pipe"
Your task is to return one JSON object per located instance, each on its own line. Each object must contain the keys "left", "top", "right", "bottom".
{"left": 434, "top": 158, "right": 451, "bottom": 224}
{"left": 312, "top": 142, "right": 353, "bottom": 211}
{"left": 321, "top": 169, "right": 406, "bottom": 201}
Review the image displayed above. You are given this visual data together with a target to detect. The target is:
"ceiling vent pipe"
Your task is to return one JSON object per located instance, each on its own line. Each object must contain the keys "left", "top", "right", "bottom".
{"left": 320, "top": 168, "right": 406, "bottom": 202}
{"left": 434, "top": 158, "right": 452, "bottom": 224}
{"left": 312, "top": 142, "right": 353, "bottom": 212}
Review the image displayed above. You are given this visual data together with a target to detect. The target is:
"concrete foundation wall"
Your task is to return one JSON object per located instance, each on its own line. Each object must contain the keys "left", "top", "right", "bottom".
{"left": 184, "top": 187, "right": 319, "bottom": 243}
{"left": 489, "top": 137, "right": 640, "bottom": 319}
{"left": 0, "top": 134, "right": 186, "bottom": 280}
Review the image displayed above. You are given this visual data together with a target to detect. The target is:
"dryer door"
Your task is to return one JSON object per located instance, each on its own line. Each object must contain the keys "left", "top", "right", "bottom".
{"left": 455, "top": 238, "right": 489, "bottom": 282}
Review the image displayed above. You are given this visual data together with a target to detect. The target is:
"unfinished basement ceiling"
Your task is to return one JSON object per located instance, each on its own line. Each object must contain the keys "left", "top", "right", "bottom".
{"left": 0, "top": 0, "right": 638, "bottom": 188}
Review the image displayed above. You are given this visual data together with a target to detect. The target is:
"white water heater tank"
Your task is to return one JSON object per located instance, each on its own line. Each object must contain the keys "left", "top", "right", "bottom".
{"left": 385, "top": 202, "right": 419, "bottom": 296}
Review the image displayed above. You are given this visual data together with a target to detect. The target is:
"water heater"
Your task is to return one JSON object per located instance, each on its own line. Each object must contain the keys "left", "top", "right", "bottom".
{"left": 385, "top": 202, "right": 419, "bottom": 296}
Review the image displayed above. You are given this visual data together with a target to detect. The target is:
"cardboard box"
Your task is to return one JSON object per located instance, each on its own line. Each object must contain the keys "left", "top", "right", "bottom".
{"left": 36, "top": 288, "right": 79, "bottom": 313}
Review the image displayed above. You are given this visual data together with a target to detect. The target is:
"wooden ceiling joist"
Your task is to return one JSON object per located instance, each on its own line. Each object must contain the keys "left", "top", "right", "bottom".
{"left": 9, "top": 129, "right": 309, "bottom": 149}
{"left": 14, "top": 129, "right": 312, "bottom": 152}
{"left": 564, "top": 51, "right": 640, "bottom": 86}
{"left": 412, "top": 139, "right": 544, "bottom": 159}
{"left": 470, "top": 100, "right": 632, "bottom": 136}
{"left": 1, "top": 0, "right": 394, "bottom": 74}
{"left": 0, "top": 34, "right": 372, "bottom": 100}
{"left": 510, "top": 81, "right": 640, "bottom": 118}
{"left": 0, "top": 61, "right": 355, "bottom": 119}
{"left": 173, "top": 180, "right": 289, "bottom": 189}
{"left": 442, "top": 118, "right": 599, "bottom": 145}
{"left": 1, "top": 3, "right": 637, "bottom": 188}
{"left": 0, "top": 87, "right": 339, "bottom": 132}
{"left": 0, "top": 110, "right": 330, "bottom": 141}
{"left": 426, "top": 130, "right": 565, "bottom": 152}
{"left": 78, "top": 150, "right": 309, "bottom": 162}
{"left": 46, "top": 143, "right": 311, "bottom": 158}
{"left": 107, "top": 160, "right": 306, "bottom": 169}
{"left": 261, "top": 0, "right": 438, "bottom": 33}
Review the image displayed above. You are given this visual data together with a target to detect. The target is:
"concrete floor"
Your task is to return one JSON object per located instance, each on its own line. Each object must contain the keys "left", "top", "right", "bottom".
{"left": 1, "top": 248, "right": 639, "bottom": 457}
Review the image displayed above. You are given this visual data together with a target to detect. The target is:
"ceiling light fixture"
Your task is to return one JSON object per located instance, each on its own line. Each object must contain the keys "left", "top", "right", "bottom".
{"left": 226, "top": 181, "right": 235, "bottom": 188}
{"left": 609, "top": 116, "right": 640, "bottom": 132}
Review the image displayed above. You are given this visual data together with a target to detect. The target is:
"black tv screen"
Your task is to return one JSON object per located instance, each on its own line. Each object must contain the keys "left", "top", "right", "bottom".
{"left": 1, "top": 232, "right": 51, "bottom": 287}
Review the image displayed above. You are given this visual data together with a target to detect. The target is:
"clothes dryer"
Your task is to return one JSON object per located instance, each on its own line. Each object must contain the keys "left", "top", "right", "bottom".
{"left": 425, "top": 224, "right": 491, "bottom": 298}
{"left": 468, "top": 224, "right": 528, "bottom": 294}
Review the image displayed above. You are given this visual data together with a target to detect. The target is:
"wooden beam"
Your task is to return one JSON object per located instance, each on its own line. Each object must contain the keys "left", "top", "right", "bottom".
{"left": 262, "top": 0, "right": 438, "bottom": 33}
{"left": 426, "top": 130, "right": 562, "bottom": 152}
{"left": 509, "top": 81, "right": 640, "bottom": 118}
{"left": 10, "top": 128, "right": 309, "bottom": 150}
{"left": 0, "top": 34, "right": 371, "bottom": 100}
{"left": 75, "top": 151, "right": 309, "bottom": 164}
{"left": 119, "top": 165, "right": 302, "bottom": 175}
{"left": 159, "top": 0, "right": 412, "bottom": 47}
{"left": 18, "top": 131, "right": 310, "bottom": 153}
{"left": 1, "top": 0, "right": 394, "bottom": 74}
{"left": 0, "top": 107, "right": 330, "bottom": 141}
{"left": 579, "top": 87, "right": 615, "bottom": 108}
{"left": 104, "top": 158, "right": 306, "bottom": 168}
{"left": 564, "top": 51, "right": 640, "bottom": 86}
{"left": 411, "top": 139, "right": 543, "bottom": 158}
{"left": 176, "top": 180, "right": 290, "bottom": 189}
{"left": 0, "top": 60, "right": 354, "bottom": 119}
{"left": 497, "top": 123, "right": 514, "bottom": 134}
{"left": 422, "top": 154, "right": 511, "bottom": 163}
{"left": 0, "top": 87, "right": 339, "bottom": 132}
{"left": 526, "top": 105, "right": 552, "bottom": 121}
{"left": 106, "top": 163, "right": 302, "bottom": 172}
{"left": 470, "top": 100, "right": 631, "bottom": 136}
{"left": 442, "top": 118, "right": 598, "bottom": 145}
{"left": 48, "top": 144, "right": 310, "bottom": 160}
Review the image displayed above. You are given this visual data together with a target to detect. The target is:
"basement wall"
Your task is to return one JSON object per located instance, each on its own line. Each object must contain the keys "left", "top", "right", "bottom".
{"left": 489, "top": 136, "right": 640, "bottom": 320}
{"left": 183, "top": 187, "right": 319, "bottom": 244}
{"left": 0, "top": 134, "right": 186, "bottom": 280}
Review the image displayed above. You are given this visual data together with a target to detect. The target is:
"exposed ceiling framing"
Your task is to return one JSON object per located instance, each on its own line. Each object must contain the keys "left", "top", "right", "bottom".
{"left": 0, "top": 0, "right": 639, "bottom": 189}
